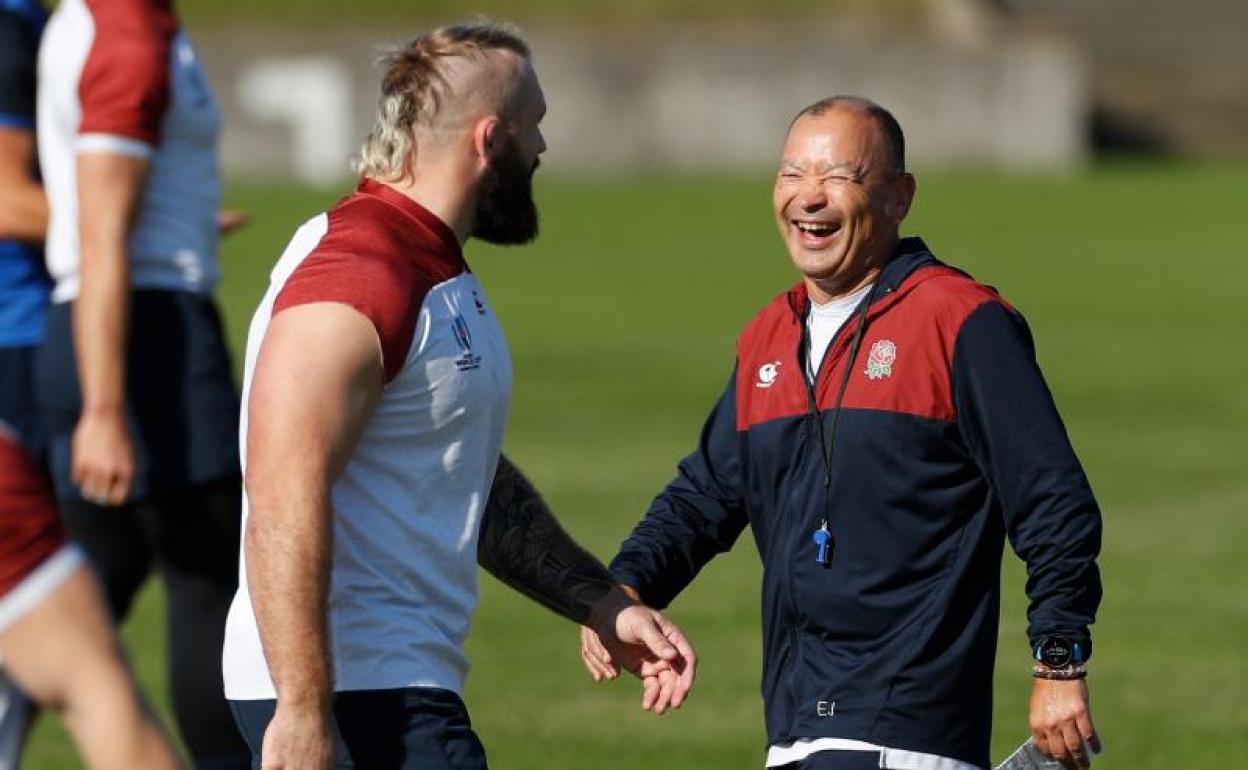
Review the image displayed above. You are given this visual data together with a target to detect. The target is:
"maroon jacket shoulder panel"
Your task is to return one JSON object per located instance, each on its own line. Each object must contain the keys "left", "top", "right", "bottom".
{"left": 735, "top": 266, "right": 1011, "bottom": 431}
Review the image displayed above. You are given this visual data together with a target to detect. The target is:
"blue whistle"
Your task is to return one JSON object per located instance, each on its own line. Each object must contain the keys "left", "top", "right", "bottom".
{"left": 812, "top": 527, "right": 832, "bottom": 567}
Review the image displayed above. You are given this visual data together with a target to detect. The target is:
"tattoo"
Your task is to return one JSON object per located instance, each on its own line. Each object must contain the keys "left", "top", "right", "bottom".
{"left": 478, "top": 454, "right": 618, "bottom": 625}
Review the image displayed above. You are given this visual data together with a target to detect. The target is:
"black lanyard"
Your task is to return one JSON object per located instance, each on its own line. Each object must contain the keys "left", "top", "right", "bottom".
{"left": 800, "top": 280, "right": 882, "bottom": 567}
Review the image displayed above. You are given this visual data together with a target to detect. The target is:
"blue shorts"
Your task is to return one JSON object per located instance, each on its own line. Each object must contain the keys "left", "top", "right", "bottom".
{"left": 230, "top": 688, "right": 489, "bottom": 770}
{"left": 0, "top": 345, "right": 44, "bottom": 457}
{"left": 36, "top": 290, "right": 241, "bottom": 503}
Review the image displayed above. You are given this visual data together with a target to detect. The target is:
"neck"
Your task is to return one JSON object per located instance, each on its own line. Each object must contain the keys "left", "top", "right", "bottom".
{"left": 379, "top": 169, "right": 475, "bottom": 246}
{"left": 805, "top": 236, "right": 898, "bottom": 305}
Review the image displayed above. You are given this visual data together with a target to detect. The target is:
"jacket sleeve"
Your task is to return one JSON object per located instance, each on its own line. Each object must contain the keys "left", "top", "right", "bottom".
{"left": 952, "top": 300, "right": 1102, "bottom": 660}
{"left": 608, "top": 366, "right": 749, "bottom": 609}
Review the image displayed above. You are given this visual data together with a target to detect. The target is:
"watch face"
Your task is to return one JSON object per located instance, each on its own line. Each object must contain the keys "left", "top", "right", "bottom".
{"left": 1038, "top": 636, "right": 1074, "bottom": 667}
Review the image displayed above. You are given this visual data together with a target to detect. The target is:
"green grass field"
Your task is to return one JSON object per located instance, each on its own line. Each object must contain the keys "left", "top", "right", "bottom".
{"left": 24, "top": 163, "right": 1248, "bottom": 768}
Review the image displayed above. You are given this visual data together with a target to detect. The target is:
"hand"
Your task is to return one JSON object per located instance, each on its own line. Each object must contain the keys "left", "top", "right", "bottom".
{"left": 261, "top": 704, "right": 335, "bottom": 770}
{"left": 71, "top": 409, "right": 134, "bottom": 506}
{"left": 218, "top": 209, "right": 250, "bottom": 236}
{"left": 583, "top": 590, "right": 697, "bottom": 715}
{"left": 1029, "top": 678, "right": 1100, "bottom": 769}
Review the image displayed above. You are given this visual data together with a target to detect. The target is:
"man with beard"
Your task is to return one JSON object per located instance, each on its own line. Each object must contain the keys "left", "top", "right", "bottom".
{"left": 222, "top": 22, "right": 696, "bottom": 770}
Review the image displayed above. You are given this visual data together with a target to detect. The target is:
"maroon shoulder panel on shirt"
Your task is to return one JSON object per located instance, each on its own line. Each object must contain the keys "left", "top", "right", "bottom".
{"left": 0, "top": 431, "right": 66, "bottom": 597}
{"left": 78, "top": 0, "right": 177, "bottom": 144}
{"left": 272, "top": 180, "right": 466, "bottom": 384}
{"left": 735, "top": 266, "right": 1008, "bottom": 431}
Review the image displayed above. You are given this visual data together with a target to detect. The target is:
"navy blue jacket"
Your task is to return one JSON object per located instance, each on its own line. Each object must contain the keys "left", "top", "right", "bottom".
{"left": 609, "top": 239, "right": 1102, "bottom": 769}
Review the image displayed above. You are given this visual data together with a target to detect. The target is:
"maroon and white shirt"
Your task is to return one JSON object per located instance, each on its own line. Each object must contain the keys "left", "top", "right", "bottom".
{"left": 37, "top": 0, "right": 221, "bottom": 302}
{"left": 223, "top": 180, "right": 513, "bottom": 699}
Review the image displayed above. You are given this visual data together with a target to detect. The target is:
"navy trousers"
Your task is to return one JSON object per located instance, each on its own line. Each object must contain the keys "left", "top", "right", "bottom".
{"left": 231, "top": 687, "right": 489, "bottom": 770}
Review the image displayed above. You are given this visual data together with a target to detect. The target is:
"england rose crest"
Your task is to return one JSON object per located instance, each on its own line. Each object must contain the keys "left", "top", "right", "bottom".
{"left": 865, "top": 339, "right": 897, "bottom": 380}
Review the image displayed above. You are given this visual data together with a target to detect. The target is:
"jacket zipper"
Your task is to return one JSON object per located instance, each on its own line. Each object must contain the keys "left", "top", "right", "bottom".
{"left": 779, "top": 287, "right": 884, "bottom": 737}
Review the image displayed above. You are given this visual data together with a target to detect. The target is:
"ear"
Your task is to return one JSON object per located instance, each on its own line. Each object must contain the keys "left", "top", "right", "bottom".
{"left": 890, "top": 173, "right": 917, "bottom": 222}
{"left": 472, "top": 116, "right": 502, "bottom": 170}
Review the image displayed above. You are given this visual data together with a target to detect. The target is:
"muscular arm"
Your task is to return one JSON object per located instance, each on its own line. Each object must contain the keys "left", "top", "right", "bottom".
{"left": 244, "top": 303, "right": 382, "bottom": 764}
{"left": 0, "top": 128, "right": 46, "bottom": 241}
{"left": 70, "top": 152, "right": 148, "bottom": 505}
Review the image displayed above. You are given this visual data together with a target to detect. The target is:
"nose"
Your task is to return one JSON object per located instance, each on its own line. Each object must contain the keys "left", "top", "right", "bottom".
{"left": 795, "top": 185, "right": 827, "bottom": 213}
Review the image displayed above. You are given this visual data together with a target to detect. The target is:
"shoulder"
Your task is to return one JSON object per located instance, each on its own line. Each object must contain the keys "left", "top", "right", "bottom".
{"left": 901, "top": 264, "right": 1020, "bottom": 334}
{"left": 76, "top": 0, "right": 177, "bottom": 145}
{"left": 273, "top": 196, "right": 464, "bottom": 382}
{"left": 736, "top": 286, "right": 800, "bottom": 354}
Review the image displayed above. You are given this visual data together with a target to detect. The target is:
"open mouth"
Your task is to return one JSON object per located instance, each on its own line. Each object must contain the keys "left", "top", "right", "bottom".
{"left": 792, "top": 220, "right": 841, "bottom": 244}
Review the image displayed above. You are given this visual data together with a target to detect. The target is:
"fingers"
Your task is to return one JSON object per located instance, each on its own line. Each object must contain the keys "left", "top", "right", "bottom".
{"left": 579, "top": 627, "right": 618, "bottom": 682}
{"left": 640, "top": 672, "right": 659, "bottom": 712}
{"left": 75, "top": 462, "right": 132, "bottom": 507}
{"left": 1030, "top": 679, "right": 1097, "bottom": 770}
{"left": 217, "top": 209, "right": 250, "bottom": 235}
{"left": 659, "top": 617, "right": 698, "bottom": 708}
{"left": 71, "top": 416, "right": 134, "bottom": 507}
{"left": 1076, "top": 710, "right": 1101, "bottom": 755}
{"left": 583, "top": 626, "right": 618, "bottom": 677}
{"left": 650, "top": 669, "right": 677, "bottom": 715}
{"left": 1057, "top": 720, "right": 1088, "bottom": 769}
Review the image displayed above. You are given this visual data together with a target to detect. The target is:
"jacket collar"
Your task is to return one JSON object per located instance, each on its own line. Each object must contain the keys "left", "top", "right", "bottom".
{"left": 785, "top": 237, "right": 939, "bottom": 320}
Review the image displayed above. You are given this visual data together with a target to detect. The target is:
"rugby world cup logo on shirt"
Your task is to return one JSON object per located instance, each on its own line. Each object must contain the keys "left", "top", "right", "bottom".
{"left": 452, "top": 315, "right": 482, "bottom": 372}
{"left": 865, "top": 339, "right": 896, "bottom": 380}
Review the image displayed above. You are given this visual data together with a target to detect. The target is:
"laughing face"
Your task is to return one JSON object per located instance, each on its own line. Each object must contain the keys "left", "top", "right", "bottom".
{"left": 772, "top": 107, "right": 915, "bottom": 303}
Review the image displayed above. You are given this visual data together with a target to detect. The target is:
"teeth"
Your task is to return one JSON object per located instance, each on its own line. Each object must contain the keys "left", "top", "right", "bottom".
{"left": 795, "top": 221, "right": 836, "bottom": 235}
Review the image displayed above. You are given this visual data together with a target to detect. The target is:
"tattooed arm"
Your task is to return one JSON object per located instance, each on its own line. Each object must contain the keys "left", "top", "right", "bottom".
{"left": 479, "top": 454, "right": 699, "bottom": 713}
{"left": 478, "top": 454, "right": 623, "bottom": 624}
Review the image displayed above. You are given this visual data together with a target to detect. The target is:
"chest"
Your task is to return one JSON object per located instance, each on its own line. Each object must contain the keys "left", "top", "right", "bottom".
{"left": 738, "top": 308, "right": 958, "bottom": 432}
{"left": 382, "top": 275, "right": 512, "bottom": 433}
{"left": 160, "top": 33, "right": 219, "bottom": 150}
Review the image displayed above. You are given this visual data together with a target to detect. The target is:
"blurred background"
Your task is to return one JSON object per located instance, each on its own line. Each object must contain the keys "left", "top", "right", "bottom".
{"left": 26, "top": 0, "right": 1248, "bottom": 767}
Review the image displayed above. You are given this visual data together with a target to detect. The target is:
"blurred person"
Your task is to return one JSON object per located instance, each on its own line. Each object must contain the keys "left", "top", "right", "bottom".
{"left": 1, "top": 4, "right": 182, "bottom": 768}
{"left": 0, "top": 422, "right": 184, "bottom": 770}
{"left": 34, "top": 0, "right": 251, "bottom": 767}
{"left": 582, "top": 97, "right": 1103, "bottom": 770}
{"left": 221, "top": 22, "right": 696, "bottom": 770}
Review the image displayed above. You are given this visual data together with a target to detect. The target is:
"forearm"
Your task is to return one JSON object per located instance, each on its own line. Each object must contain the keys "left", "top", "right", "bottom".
{"left": 478, "top": 455, "right": 628, "bottom": 626}
{"left": 74, "top": 153, "right": 146, "bottom": 413}
{"left": 245, "top": 485, "right": 334, "bottom": 710}
{"left": 73, "top": 244, "right": 129, "bottom": 413}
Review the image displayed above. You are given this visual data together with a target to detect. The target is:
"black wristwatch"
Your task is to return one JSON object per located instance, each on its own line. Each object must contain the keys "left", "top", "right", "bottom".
{"left": 1034, "top": 635, "right": 1084, "bottom": 668}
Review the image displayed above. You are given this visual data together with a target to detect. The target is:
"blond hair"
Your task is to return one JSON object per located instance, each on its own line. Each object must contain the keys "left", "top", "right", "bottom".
{"left": 354, "top": 20, "right": 531, "bottom": 182}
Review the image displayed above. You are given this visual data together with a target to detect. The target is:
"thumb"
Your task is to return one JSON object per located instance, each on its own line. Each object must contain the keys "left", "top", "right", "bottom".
{"left": 628, "top": 610, "right": 678, "bottom": 662}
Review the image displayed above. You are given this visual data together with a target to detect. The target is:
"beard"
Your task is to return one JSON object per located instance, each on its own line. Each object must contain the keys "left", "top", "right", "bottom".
{"left": 472, "top": 138, "right": 540, "bottom": 245}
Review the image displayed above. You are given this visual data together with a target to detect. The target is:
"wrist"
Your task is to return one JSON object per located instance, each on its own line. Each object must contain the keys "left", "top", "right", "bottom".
{"left": 1032, "top": 662, "right": 1088, "bottom": 680}
{"left": 81, "top": 400, "right": 125, "bottom": 419}
{"left": 586, "top": 585, "right": 636, "bottom": 633}
{"left": 275, "top": 690, "right": 332, "bottom": 716}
